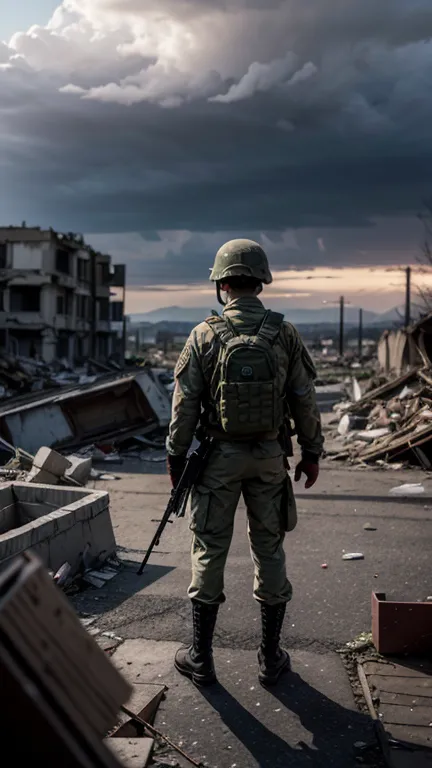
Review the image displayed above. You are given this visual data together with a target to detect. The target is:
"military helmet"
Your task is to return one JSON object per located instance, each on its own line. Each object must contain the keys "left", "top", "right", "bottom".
{"left": 210, "top": 239, "right": 273, "bottom": 285}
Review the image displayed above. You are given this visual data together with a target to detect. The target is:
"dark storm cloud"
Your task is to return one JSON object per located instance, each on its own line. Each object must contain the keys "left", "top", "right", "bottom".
{"left": 1, "top": 0, "right": 432, "bottom": 281}
{"left": 87, "top": 216, "right": 423, "bottom": 287}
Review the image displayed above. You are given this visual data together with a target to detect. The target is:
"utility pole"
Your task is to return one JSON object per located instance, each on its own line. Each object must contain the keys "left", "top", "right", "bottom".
{"left": 358, "top": 308, "right": 363, "bottom": 358}
{"left": 405, "top": 266, "right": 411, "bottom": 328}
{"left": 122, "top": 282, "right": 127, "bottom": 364}
{"left": 339, "top": 295, "right": 344, "bottom": 357}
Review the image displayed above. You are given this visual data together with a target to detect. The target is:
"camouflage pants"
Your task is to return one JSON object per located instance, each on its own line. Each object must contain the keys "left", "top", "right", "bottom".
{"left": 188, "top": 439, "right": 295, "bottom": 606}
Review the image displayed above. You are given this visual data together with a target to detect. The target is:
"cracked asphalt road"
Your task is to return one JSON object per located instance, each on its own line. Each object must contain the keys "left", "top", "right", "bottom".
{"left": 75, "top": 460, "right": 432, "bottom": 652}
{"left": 72, "top": 453, "right": 431, "bottom": 767}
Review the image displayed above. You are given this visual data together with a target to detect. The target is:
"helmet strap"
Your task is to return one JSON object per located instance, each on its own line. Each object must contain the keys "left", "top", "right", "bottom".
{"left": 216, "top": 283, "right": 227, "bottom": 306}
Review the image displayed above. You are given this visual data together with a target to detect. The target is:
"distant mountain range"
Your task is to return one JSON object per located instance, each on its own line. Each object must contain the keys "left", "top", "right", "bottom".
{"left": 130, "top": 305, "right": 409, "bottom": 327}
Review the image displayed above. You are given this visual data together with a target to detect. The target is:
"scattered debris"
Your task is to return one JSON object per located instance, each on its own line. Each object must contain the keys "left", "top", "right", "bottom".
{"left": 321, "top": 563, "right": 328, "bottom": 569}
{"left": 389, "top": 483, "right": 425, "bottom": 496}
{"left": 120, "top": 705, "right": 201, "bottom": 768}
{"left": 329, "top": 366, "right": 432, "bottom": 467}
{"left": 342, "top": 553, "right": 365, "bottom": 561}
{"left": 363, "top": 523, "right": 377, "bottom": 531}
{"left": 53, "top": 561, "right": 72, "bottom": 586}
{"left": 344, "top": 632, "right": 373, "bottom": 652}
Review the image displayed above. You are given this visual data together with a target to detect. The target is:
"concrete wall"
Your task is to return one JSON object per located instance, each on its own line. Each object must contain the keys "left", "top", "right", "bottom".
{"left": 12, "top": 243, "right": 44, "bottom": 271}
{"left": 5, "top": 405, "right": 74, "bottom": 455}
{"left": 0, "top": 486, "right": 16, "bottom": 534}
{"left": 0, "top": 483, "right": 116, "bottom": 574}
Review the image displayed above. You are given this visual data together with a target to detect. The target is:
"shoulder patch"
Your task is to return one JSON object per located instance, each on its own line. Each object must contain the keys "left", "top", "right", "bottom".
{"left": 174, "top": 342, "right": 192, "bottom": 378}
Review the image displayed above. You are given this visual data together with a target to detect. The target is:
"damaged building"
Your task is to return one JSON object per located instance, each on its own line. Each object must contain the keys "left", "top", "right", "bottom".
{"left": 378, "top": 312, "right": 432, "bottom": 375}
{"left": 0, "top": 226, "right": 126, "bottom": 363}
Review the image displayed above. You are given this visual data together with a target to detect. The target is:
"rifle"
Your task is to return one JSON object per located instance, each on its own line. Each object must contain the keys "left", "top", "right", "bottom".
{"left": 137, "top": 436, "right": 214, "bottom": 575}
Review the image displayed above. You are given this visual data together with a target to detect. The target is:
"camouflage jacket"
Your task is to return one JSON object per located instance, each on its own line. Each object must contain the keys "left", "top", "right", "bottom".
{"left": 167, "top": 296, "right": 324, "bottom": 457}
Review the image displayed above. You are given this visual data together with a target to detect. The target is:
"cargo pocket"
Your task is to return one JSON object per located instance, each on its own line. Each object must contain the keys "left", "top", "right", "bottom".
{"left": 281, "top": 475, "right": 297, "bottom": 532}
{"left": 189, "top": 488, "right": 211, "bottom": 534}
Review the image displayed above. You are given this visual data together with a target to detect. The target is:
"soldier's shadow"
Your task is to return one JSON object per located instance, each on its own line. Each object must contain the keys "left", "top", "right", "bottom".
{"left": 199, "top": 669, "right": 374, "bottom": 767}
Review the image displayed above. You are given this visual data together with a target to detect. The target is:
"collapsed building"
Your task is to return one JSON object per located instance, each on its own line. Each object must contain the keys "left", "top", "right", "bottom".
{"left": 0, "top": 226, "right": 126, "bottom": 363}
{"left": 378, "top": 312, "right": 432, "bottom": 375}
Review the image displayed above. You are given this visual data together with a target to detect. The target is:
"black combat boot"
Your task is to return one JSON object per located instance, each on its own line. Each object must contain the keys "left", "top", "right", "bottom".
{"left": 175, "top": 600, "right": 219, "bottom": 686}
{"left": 258, "top": 602, "right": 291, "bottom": 686}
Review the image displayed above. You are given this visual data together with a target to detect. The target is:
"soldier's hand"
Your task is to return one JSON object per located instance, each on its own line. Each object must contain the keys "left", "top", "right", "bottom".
{"left": 167, "top": 453, "right": 187, "bottom": 487}
{"left": 294, "top": 459, "right": 319, "bottom": 489}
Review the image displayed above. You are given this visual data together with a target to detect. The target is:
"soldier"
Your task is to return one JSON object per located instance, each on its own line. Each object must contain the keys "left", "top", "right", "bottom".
{"left": 167, "top": 239, "right": 323, "bottom": 687}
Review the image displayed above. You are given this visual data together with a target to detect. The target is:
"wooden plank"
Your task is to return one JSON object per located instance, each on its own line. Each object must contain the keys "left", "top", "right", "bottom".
{"left": 0, "top": 636, "right": 124, "bottom": 768}
{"left": 368, "top": 676, "right": 432, "bottom": 698}
{"left": 379, "top": 704, "right": 432, "bottom": 727}
{"left": 380, "top": 692, "right": 432, "bottom": 707}
{"left": 391, "top": 751, "right": 432, "bottom": 768}
{"left": 363, "top": 661, "right": 432, "bottom": 678}
{"left": 0, "top": 553, "right": 131, "bottom": 740}
{"left": 386, "top": 724, "right": 432, "bottom": 750}
{"left": 113, "top": 687, "right": 166, "bottom": 737}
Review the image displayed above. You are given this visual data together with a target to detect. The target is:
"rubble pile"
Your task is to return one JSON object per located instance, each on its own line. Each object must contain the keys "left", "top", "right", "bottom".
{"left": 0, "top": 353, "right": 61, "bottom": 399}
{"left": 330, "top": 367, "right": 432, "bottom": 468}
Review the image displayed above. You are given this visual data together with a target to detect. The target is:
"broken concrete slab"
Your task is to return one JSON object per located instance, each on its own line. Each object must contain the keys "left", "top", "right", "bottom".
{"left": 105, "top": 738, "right": 154, "bottom": 768}
{"left": 0, "top": 482, "right": 116, "bottom": 575}
{"left": 0, "top": 370, "right": 171, "bottom": 454}
{"left": 111, "top": 639, "right": 375, "bottom": 768}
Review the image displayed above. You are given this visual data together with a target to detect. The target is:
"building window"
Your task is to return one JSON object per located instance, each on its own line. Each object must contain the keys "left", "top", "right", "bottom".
{"left": 96, "top": 261, "right": 111, "bottom": 286}
{"left": 78, "top": 258, "right": 89, "bottom": 283}
{"left": 98, "top": 298, "right": 110, "bottom": 321}
{"left": 65, "top": 289, "right": 74, "bottom": 316}
{"left": 57, "top": 293, "right": 65, "bottom": 315}
{"left": 0, "top": 243, "right": 7, "bottom": 269}
{"left": 77, "top": 295, "right": 89, "bottom": 319}
{"left": 55, "top": 248, "right": 71, "bottom": 274}
{"left": 10, "top": 286, "right": 41, "bottom": 312}
{"left": 110, "top": 301, "right": 124, "bottom": 322}
{"left": 56, "top": 333, "right": 69, "bottom": 359}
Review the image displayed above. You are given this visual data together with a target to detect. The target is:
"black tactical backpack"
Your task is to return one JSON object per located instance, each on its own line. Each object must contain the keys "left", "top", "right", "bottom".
{"left": 205, "top": 310, "right": 285, "bottom": 436}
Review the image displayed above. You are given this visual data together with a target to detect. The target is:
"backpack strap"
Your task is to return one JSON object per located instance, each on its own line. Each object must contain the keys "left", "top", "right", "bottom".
{"left": 256, "top": 310, "right": 284, "bottom": 346}
{"left": 205, "top": 315, "right": 236, "bottom": 345}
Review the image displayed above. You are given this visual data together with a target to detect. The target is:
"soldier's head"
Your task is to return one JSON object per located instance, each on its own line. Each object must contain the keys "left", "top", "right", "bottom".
{"left": 210, "top": 239, "right": 272, "bottom": 305}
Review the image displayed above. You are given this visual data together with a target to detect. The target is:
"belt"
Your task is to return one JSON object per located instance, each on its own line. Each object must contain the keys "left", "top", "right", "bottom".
{"left": 206, "top": 427, "right": 279, "bottom": 442}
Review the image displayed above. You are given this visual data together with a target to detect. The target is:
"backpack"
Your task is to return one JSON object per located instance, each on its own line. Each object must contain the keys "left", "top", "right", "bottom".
{"left": 205, "top": 310, "right": 285, "bottom": 436}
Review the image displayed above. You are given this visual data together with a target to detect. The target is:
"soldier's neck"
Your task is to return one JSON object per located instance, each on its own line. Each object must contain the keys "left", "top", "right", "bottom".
{"left": 226, "top": 290, "right": 258, "bottom": 301}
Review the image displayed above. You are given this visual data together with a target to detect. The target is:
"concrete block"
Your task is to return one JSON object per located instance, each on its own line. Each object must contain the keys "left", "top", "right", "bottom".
{"left": 65, "top": 455, "right": 92, "bottom": 486}
{"left": 26, "top": 447, "right": 72, "bottom": 485}
{"left": 0, "top": 483, "right": 116, "bottom": 575}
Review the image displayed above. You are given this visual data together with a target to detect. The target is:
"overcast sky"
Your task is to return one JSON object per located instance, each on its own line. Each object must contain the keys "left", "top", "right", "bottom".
{"left": 1, "top": 1, "right": 432, "bottom": 312}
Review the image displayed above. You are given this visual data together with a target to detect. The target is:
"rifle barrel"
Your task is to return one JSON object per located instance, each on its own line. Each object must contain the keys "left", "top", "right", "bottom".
{"left": 137, "top": 437, "right": 213, "bottom": 575}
